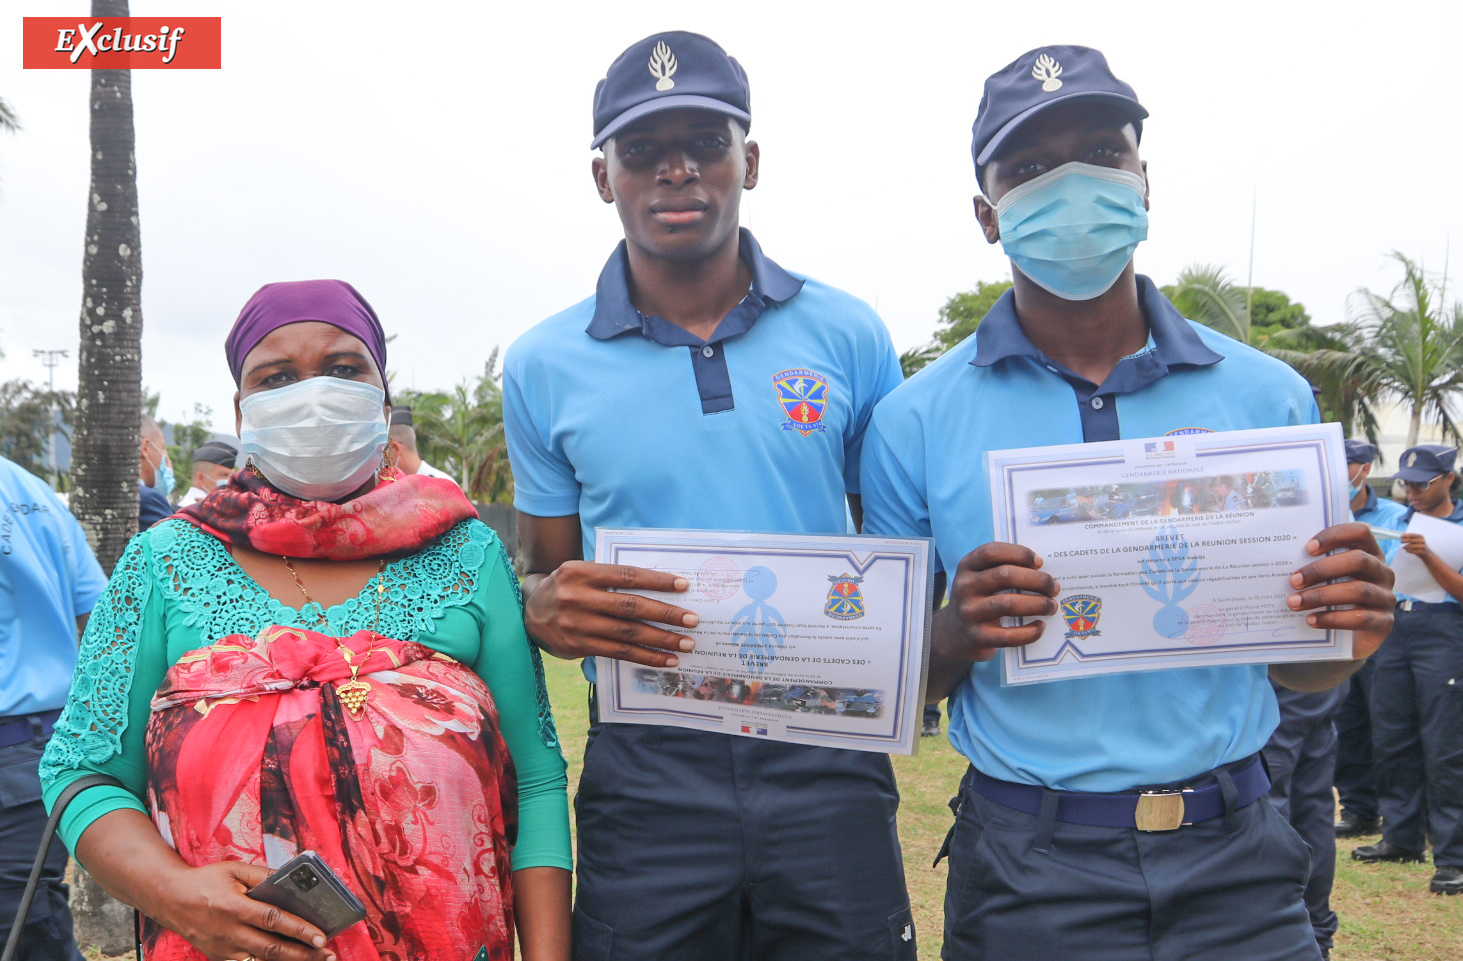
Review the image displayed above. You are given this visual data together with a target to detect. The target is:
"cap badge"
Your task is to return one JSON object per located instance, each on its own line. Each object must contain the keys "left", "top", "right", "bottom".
{"left": 1408, "top": 453, "right": 1418, "bottom": 467}
{"left": 649, "top": 41, "right": 678, "bottom": 91}
{"left": 1032, "top": 53, "right": 1064, "bottom": 92}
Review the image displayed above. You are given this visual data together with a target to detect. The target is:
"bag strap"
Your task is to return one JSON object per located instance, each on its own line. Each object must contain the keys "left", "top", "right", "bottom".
{"left": 1, "top": 773, "right": 129, "bottom": 961}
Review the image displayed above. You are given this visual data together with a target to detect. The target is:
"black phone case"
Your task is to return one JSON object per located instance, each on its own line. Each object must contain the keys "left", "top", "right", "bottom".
{"left": 246, "top": 851, "right": 367, "bottom": 940}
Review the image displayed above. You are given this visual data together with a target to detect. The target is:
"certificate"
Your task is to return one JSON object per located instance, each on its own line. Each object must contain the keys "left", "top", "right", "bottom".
{"left": 987, "top": 423, "right": 1352, "bottom": 685}
{"left": 594, "top": 528, "right": 934, "bottom": 755}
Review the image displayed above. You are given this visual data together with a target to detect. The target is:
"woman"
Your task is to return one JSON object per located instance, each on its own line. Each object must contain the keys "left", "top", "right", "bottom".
{"left": 40, "top": 280, "right": 571, "bottom": 961}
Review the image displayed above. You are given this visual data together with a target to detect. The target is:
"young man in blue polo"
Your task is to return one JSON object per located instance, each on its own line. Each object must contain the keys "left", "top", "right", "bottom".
{"left": 504, "top": 32, "right": 911, "bottom": 960}
{"left": 1353, "top": 444, "right": 1463, "bottom": 894}
{"left": 1333, "top": 438, "right": 1407, "bottom": 839}
{"left": 859, "top": 45, "right": 1397, "bottom": 960}
{"left": 0, "top": 455, "right": 107, "bottom": 959}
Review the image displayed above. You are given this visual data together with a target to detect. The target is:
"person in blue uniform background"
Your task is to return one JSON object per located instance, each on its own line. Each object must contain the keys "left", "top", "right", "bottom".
{"left": 137, "top": 414, "right": 174, "bottom": 529}
{"left": 504, "top": 32, "right": 912, "bottom": 960}
{"left": 0, "top": 455, "right": 107, "bottom": 959}
{"left": 1333, "top": 439, "right": 1407, "bottom": 839}
{"left": 1353, "top": 444, "right": 1463, "bottom": 895}
{"left": 859, "top": 44, "right": 1397, "bottom": 961}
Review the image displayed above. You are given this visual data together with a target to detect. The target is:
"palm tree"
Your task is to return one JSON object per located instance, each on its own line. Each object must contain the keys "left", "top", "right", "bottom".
{"left": 70, "top": 0, "right": 145, "bottom": 574}
{"left": 1266, "top": 320, "right": 1386, "bottom": 444}
{"left": 1291, "top": 254, "right": 1463, "bottom": 449}
{"left": 397, "top": 349, "right": 514, "bottom": 504}
{"left": 65, "top": 4, "right": 147, "bottom": 950}
{"left": 1167, "top": 265, "right": 1392, "bottom": 441}
{"left": 1167, "top": 265, "right": 1252, "bottom": 344}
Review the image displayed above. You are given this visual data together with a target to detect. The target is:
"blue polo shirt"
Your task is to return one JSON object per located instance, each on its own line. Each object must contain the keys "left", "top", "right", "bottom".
{"left": 1395, "top": 499, "right": 1463, "bottom": 604}
{"left": 1354, "top": 487, "right": 1408, "bottom": 564}
{"left": 0, "top": 457, "right": 107, "bottom": 718}
{"left": 860, "top": 276, "right": 1320, "bottom": 792}
{"left": 505, "top": 229, "right": 904, "bottom": 677}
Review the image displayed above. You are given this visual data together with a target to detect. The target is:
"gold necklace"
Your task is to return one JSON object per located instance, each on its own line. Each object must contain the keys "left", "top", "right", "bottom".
{"left": 281, "top": 555, "right": 389, "bottom": 717}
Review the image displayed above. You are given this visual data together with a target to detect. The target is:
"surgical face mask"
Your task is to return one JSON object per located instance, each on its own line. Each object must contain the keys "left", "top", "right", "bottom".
{"left": 1349, "top": 468, "right": 1366, "bottom": 501}
{"left": 144, "top": 443, "right": 174, "bottom": 494}
{"left": 239, "top": 377, "right": 388, "bottom": 502}
{"left": 994, "top": 161, "right": 1149, "bottom": 301}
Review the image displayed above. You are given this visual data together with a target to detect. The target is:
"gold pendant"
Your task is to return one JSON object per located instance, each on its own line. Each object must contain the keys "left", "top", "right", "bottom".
{"left": 336, "top": 679, "right": 371, "bottom": 716}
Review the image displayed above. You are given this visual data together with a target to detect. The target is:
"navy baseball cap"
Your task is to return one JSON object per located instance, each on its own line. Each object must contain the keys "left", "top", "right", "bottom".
{"left": 591, "top": 32, "right": 751, "bottom": 149}
{"left": 1344, "top": 439, "right": 1378, "bottom": 465}
{"left": 1394, "top": 444, "right": 1458, "bottom": 482}
{"left": 191, "top": 440, "right": 237, "bottom": 468}
{"left": 971, "top": 45, "right": 1147, "bottom": 174}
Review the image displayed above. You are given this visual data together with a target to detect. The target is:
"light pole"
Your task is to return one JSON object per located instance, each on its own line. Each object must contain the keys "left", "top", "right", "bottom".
{"left": 31, "top": 348, "right": 68, "bottom": 485}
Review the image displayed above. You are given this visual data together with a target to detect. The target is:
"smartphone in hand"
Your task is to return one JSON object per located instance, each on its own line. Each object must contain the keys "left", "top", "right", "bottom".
{"left": 246, "top": 851, "right": 366, "bottom": 941}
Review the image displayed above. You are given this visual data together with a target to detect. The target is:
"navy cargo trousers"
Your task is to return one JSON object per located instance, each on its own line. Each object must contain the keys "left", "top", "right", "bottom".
{"left": 0, "top": 713, "right": 84, "bottom": 961}
{"left": 1331, "top": 659, "right": 1379, "bottom": 823}
{"left": 1263, "top": 685, "right": 1346, "bottom": 956}
{"left": 1370, "top": 602, "right": 1463, "bottom": 867}
{"left": 571, "top": 714, "right": 915, "bottom": 961}
{"left": 938, "top": 763, "right": 1320, "bottom": 961}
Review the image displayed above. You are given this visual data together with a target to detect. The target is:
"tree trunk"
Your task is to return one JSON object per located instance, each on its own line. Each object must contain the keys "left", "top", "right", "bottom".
{"left": 1408, "top": 405, "right": 1422, "bottom": 450}
{"left": 67, "top": 1, "right": 144, "bottom": 953}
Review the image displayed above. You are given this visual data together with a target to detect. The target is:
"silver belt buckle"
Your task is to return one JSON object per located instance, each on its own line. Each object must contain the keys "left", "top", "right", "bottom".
{"left": 1400, "top": 599, "right": 1414, "bottom": 612}
{"left": 1134, "top": 789, "right": 1193, "bottom": 832}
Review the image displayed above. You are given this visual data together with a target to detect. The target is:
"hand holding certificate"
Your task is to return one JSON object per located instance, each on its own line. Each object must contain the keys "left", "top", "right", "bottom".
{"left": 963, "top": 424, "right": 1394, "bottom": 685}
{"left": 593, "top": 529, "right": 934, "bottom": 754}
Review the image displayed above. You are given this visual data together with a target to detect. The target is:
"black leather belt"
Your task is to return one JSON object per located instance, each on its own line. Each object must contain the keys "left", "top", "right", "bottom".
{"left": 973, "top": 754, "right": 1269, "bottom": 832}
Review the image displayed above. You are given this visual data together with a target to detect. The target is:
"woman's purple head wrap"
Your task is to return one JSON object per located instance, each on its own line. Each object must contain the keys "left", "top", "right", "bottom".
{"left": 225, "top": 280, "right": 390, "bottom": 402}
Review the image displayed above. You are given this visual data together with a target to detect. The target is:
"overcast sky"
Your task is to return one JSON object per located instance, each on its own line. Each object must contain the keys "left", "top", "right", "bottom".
{"left": 1, "top": 0, "right": 1460, "bottom": 433}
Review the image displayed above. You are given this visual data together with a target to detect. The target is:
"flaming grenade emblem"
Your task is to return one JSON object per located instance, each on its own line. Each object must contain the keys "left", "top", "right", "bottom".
{"left": 1032, "top": 53, "right": 1063, "bottom": 92}
{"left": 649, "top": 41, "right": 678, "bottom": 91}
{"left": 1139, "top": 525, "right": 1202, "bottom": 639}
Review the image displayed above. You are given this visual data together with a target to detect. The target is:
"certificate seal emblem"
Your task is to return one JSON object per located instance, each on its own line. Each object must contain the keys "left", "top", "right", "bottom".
{"left": 1060, "top": 594, "right": 1103, "bottom": 640}
{"left": 825, "top": 574, "right": 866, "bottom": 620}
{"left": 1183, "top": 604, "right": 1228, "bottom": 646}
{"left": 698, "top": 556, "right": 741, "bottom": 601}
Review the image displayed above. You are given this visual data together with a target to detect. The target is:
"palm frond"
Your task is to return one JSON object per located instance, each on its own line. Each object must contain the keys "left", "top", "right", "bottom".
{"left": 1170, "top": 265, "right": 1249, "bottom": 343}
{"left": 0, "top": 97, "right": 19, "bottom": 134}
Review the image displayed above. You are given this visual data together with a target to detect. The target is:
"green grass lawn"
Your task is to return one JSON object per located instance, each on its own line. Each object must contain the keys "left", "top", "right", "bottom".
{"left": 543, "top": 657, "right": 1462, "bottom": 959}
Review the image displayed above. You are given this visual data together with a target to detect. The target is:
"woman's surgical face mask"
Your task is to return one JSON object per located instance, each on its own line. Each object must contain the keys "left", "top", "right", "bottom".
{"left": 239, "top": 377, "right": 388, "bottom": 502}
{"left": 993, "top": 161, "right": 1149, "bottom": 301}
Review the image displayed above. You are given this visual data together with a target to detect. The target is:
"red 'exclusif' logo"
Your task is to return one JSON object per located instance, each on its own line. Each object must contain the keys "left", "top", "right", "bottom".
{"left": 22, "top": 18, "right": 221, "bottom": 69}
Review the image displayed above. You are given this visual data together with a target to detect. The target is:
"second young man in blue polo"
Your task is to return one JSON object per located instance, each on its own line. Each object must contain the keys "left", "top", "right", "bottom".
{"left": 860, "top": 45, "right": 1397, "bottom": 960}
{"left": 504, "top": 32, "right": 912, "bottom": 960}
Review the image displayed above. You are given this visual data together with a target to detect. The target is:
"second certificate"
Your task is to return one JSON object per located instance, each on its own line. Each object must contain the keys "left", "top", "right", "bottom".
{"left": 594, "top": 529, "right": 934, "bottom": 755}
{"left": 987, "top": 423, "right": 1352, "bottom": 685}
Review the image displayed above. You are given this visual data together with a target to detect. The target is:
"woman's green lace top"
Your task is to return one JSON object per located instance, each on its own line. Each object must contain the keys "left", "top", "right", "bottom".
{"left": 42, "top": 518, "right": 555, "bottom": 780}
{"left": 38, "top": 518, "right": 569, "bottom": 871}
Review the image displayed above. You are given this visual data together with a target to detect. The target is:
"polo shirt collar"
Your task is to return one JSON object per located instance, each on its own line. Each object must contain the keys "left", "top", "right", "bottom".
{"left": 586, "top": 228, "right": 803, "bottom": 344}
{"left": 971, "top": 274, "right": 1225, "bottom": 385}
{"left": 1362, "top": 488, "right": 1380, "bottom": 515}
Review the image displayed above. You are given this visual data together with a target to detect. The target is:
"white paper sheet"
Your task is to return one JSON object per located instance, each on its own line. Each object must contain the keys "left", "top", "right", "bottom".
{"left": 1390, "top": 511, "right": 1463, "bottom": 603}
{"left": 986, "top": 423, "right": 1353, "bottom": 685}
{"left": 593, "top": 528, "right": 935, "bottom": 755}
